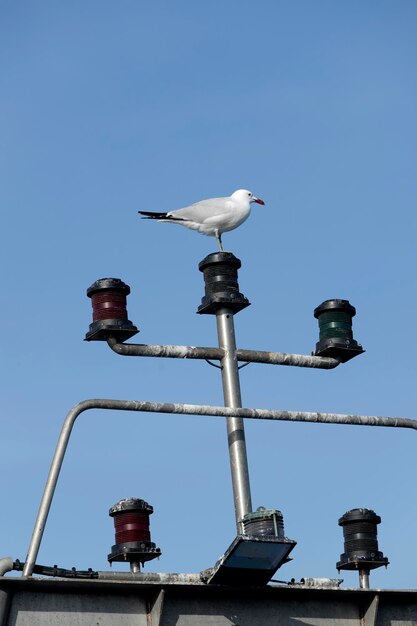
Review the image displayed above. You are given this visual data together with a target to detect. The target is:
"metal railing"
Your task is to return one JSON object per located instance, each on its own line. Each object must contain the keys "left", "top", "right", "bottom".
{"left": 22, "top": 397, "right": 417, "bottom": 577}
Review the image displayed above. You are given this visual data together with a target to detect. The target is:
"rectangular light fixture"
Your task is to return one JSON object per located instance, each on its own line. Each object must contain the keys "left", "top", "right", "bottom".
{"left": 204, "top": 535, "right": 296, "bottom": 586}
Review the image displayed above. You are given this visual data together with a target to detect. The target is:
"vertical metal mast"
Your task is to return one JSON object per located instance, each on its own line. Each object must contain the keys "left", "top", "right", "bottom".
{"left": 216, "top": 307, "right": 252, "bottom": 530}
{"left": 359, "top": 570, "right": 370, "bottom": 589}
{"left": 198, "top": 252, "right": 253, "bottom": 531}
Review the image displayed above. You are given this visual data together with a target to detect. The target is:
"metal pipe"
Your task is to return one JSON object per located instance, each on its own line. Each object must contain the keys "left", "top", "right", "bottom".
{"left": 235, "top": 349, "right": 339, "bottom": 369}
{"left": 0, "top": 559, "right": 13, "bottom": 626}
{"left": 215, "top": 308, "right": 252, "bottom": 531}
{"left": 23, "top": 398, "right": 417, "bottom": 577}
{"left": 0, "top": 558, "right": 13, "bottom": 577}
{"left": 107, "top": 337, "right": 340, "bottom": 369}
{"left": 97, "top": 571, "right": 202, "bottom": 584}
{"left": 359, "top": 569, "right": 370, "bottom": 589}
{"left": 107, "top": 337, "right": 223, "bottom": 361}
{"left": 23, "top": 399, "right": 84, "bottom": 578}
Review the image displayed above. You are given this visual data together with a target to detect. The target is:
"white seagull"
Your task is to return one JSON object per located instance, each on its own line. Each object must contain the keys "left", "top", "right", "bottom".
{"left": 138, "top": 189, "right": 265, "bottom": 251}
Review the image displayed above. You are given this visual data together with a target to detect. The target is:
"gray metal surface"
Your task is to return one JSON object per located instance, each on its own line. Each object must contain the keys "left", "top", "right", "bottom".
{"left": 107, "top": 337, "right": 340, "bottom": 369}
{"left": 215, "top": 308, "right": 252, "bottom": 531}
{"left": 2, "top": 577, "right": 417, "bottom": 626}
{"left": 107, "top": 337, "right": 223, "bottom": 361}
{"left": 0, "top": 589, "right": 10, "bottom": 626}
{"left": 8, "top": 590, "right": 148, "bottom": 626}
{"left": 97, "top": 571, "right": 202, "bottom": 584}
{"left": 0, "top": 560, "right": 13, "bottom": 577}
{"left": 360, "top": 570, "right": 371, "bottom": 589}
{"left": 22, "top": 398, "right": 417, "bottom": 577}
{"left": 236, "top": 348, "right": 339, "bottom": 369}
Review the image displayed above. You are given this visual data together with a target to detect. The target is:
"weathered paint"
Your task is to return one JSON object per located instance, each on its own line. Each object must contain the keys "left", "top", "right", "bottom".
{"left": 107, "top": 338, "right": 340, "bottom": 369}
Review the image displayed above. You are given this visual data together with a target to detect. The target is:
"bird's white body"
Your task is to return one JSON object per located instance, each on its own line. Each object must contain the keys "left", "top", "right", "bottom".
{"left": 139, "top": 189, "right": 265, "bottom": 251}
{"left": 163, "top": 190, "right": 253, "bottom": 236}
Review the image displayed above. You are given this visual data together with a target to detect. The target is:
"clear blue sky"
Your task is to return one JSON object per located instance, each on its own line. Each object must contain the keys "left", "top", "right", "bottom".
{"left": 1, "top": 1, "right": 416, "bottom": 588}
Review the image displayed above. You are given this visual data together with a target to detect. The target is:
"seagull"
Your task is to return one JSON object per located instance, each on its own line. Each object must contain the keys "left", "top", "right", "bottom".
{"left": 138, "top": 189, "right": 265, "bottom": 251}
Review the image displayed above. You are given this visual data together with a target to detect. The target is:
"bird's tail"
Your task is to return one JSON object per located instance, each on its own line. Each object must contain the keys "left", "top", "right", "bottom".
{"left": 138, "top": 211, "right": 185, "bottom": 222}
{"left": 138, "top": 211, "right": 168, "bottom": 219}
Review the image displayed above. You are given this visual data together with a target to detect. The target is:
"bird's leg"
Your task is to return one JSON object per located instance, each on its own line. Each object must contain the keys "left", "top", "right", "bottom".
{"left": 215, "top": 230, "right": 224, "bottom": 252}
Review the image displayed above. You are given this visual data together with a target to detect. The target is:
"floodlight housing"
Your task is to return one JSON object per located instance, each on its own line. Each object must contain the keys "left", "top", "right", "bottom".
{"left": 203, "top": 507, "right": 296, "bottom": 586}
{"left": 203, "top": 535, "right": 296, "bottom": 586}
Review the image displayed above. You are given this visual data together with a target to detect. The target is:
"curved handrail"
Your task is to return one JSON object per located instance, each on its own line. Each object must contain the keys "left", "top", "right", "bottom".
{"left": 22, "top": 398, "right": 417, "bottom": 576}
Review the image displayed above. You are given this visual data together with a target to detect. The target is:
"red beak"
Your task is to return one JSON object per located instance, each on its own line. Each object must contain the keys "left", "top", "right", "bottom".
{"left": 254, "top": 198, "right": 265, "bottom": 205}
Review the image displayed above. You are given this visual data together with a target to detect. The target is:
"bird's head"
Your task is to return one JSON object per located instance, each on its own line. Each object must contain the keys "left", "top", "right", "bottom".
{"left": 231, "top": 189, "right": 265, "bottom": 205}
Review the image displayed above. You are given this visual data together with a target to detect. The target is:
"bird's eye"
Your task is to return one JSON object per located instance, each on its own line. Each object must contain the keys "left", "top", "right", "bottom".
{"left": 248, "top": 192, "right": 251, "bottom": 197}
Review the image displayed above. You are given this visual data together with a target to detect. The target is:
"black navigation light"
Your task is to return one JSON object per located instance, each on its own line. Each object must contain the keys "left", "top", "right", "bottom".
{"left": 337, "top": 508, "right": 389, "bottom": 573}
{"left": 313, "top": 299, "right": 364, "bottom": 363}
{"left": 197, "top": 252, "right": 250, "bottom": 315}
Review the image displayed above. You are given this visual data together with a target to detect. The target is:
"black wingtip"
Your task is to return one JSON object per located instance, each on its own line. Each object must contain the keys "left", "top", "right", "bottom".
{"left": 138, "top": 211, "right": 177, "bottom": 220}
{"left": 138, "top": 211, "right": 166, "bottom": 219}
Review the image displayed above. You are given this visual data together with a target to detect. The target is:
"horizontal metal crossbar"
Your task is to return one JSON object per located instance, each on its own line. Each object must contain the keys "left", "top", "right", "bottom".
{"left": 107, "top": 338, "right": 340, "bottom": 369}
